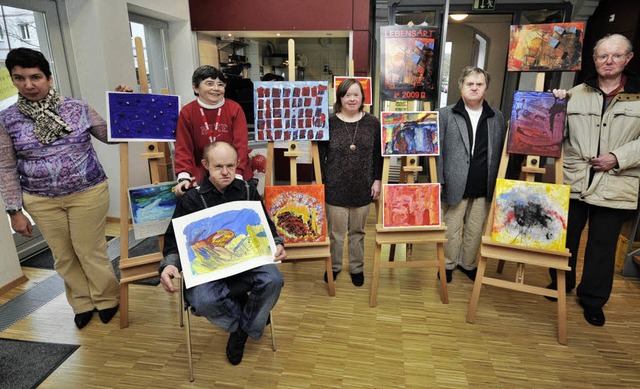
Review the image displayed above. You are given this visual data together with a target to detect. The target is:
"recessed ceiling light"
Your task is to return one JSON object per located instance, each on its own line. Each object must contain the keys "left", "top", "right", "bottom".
{"left": 450, "top": 14, "right": 469, "bottom": 21}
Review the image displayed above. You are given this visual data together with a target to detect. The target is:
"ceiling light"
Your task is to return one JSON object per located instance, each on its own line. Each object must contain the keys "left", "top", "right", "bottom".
{"left": 450, "top": 14, "right": 469, "bottom": 21}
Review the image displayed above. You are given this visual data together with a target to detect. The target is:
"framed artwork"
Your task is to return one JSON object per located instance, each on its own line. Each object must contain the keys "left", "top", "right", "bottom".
{"left": 507, "top": 22, "right": 585, "bottom": 71}
{"left": 383, "top": 183, "right": 441, "bottom": 228}
{"left": 128, "top": 181, "right": 178, "bottom": 240}
{"left": 264, "top": 184, "right": 327, "bottom": 244}
{"left": 172, "top": 201, "right": 278, "bottom": 289}
{"left": 380, "top": 25, "right": 438, "bottom": 101}
{"left": 333, "top": 76, "right": 373, "bottom": 105}
{"left": 381, "top": 111, "right": 439, "bottom": 156}
{"left": 507, "top": 91, "right": 566, "bottom": 158}
{"left": 253, "top": 81, "right": 329, "bottom": 142}
{"left": 492, "top": 179, "right": 570, "bottom": 252}
{"left": 107, "top": 92, "right": 180, "bottom": 142}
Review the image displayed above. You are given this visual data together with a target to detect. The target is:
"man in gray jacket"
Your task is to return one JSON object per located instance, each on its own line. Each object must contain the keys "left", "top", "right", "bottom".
{"left": 436, "top": 67, "right": 506, "bottom": 283}
{"left": 551, "top": 34, "right": 640, "bottom": 326}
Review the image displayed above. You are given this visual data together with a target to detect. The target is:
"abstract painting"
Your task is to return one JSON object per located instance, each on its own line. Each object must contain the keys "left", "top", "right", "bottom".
{"left": 334, "top": 76, "right": 373, "bottom": 105}
{"left": 492, "top": 179, "right": 570, "bottom": 252}
{"left": 507, "top": 91, "right": 566, "bottom": 158}
{"left": 383, "top": 183, "right": 441, "bottom": 228}
{"left": 128, "top": 181, "right": 178, "bottom": 240}
{"left": 264, "top": 184, "right": 327, "bottom": 244}
{"left": 253, "top": 81, "right": 329, "bottom": 142}
{"left": 172, "top": 201, "right": 277, "bottom": 288}
{"left": 381, "top": 111, "right": 439, "bottom": 156}
{"left": 107, "top": 92, "right": 180, "bottom": 142}
{"left": 380, "top": 25, "right": 438, "bottom": 101}
{"left": 507, "top": 22, "right": 585, "bottom": 71}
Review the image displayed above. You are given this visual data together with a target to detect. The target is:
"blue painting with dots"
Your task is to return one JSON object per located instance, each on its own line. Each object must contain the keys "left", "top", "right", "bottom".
{"left": 107, "top": 92, "right": 180, "bottom": 142}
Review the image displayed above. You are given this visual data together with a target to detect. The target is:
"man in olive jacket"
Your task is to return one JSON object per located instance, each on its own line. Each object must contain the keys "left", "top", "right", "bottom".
{"left": 551, "top": 34, "right": 640, "bottom": 326}
{"left": 436, "top": 66, "right": 506, "bottom": 283}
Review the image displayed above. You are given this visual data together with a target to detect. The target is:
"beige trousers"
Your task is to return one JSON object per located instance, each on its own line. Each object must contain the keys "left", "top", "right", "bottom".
{"left": 442, "top": 197, "right": 489, "bottom": 270}
{"left": 23, "top": 181, "right": 119, "bottom": 313}
{"left": 326, "top": 203, "right": 371, "bottom": 274}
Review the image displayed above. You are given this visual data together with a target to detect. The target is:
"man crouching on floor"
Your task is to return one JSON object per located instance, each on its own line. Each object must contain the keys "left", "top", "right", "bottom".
{"left": 159, "top": 141, "right": 286, "bottom": 365}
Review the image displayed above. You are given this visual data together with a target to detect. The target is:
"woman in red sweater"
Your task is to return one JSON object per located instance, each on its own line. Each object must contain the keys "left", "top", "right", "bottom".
{"left": 174, "top": 66, "right": 252, "bottom": 194}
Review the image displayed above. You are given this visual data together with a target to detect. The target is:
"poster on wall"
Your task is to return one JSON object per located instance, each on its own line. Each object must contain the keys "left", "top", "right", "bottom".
{"left": 380, "top": 25, "right": 438, "bottom": 102}
{"left": 128, "top": 182, "right": 178, "bottom": 240}
{"left": 507, "top": 22, "right": 585, "bottom": 72}
{"left": 107, "top": 92, "right": 180, "bottom": 142}
{"left": 333, "top": 76, "right": 373, "bottom": 105}
{"left": 381, "top": 111, "right": 439, "bottom": 156}
{"left": 253, "top": 81, "right": 329, "bottom": 142}
{"left": 383, "top": 183, "right": 441, "bottom": 228}
{"left": 264, "top": 184, "right": 327, "bottom": 244}
{"left": 172, "top": 201, "right": 278, "bottom": 289}
{"left": 507, "top": 91, "right": 566, "bottom": 158}
{"left": 491, "top": 179, "right": 570, "bottom": 252}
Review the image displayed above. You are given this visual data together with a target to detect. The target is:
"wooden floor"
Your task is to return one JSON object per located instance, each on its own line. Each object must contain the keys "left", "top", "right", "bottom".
{"left": 3, "top": 212, "right": 640, "bottom": 388}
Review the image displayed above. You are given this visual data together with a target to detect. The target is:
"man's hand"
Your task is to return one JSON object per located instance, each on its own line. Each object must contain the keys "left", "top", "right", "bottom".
{"left": 160, "top": 265, "right": 181, "bottom": 293}
{"left": 274, "top": 244, "right": 287, "bottom": 262}
{"left": 589, "top": 153, "right": 618, "bottom": 172}
{"left": 552, "top": 89, "right": 571, "bottom": 100}
{"left": 10, "top": 212, "right": 33, "bottom": 238}
{"left": 174, "top": 180, "right": 193, "bottom": 196}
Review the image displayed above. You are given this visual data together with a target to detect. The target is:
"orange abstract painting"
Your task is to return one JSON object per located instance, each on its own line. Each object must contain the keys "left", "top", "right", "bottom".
{"left": 383, "top": 183, "right": 441, "bottom": 228}
{"left": 264, "top": 184, "right": 327, "bottom": 243}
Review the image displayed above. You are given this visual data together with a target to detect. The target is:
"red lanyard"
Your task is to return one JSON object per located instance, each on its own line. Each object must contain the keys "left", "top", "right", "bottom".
{"left": 199, "top": 106, "right": 222, "bottom": 143}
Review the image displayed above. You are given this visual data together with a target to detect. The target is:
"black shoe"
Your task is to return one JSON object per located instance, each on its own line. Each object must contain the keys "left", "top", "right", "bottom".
{"left": 350, "top": 272, "right": 364, "bottom": 287}
{"left": 543, "top": 283, "right": 573, "bottom": 302}
{"left": 578, "top": 300, "right": 605, "bottom": 326}
{"left": 98, "top": 305, "right": 119, "bottom": 324}
{"left": 456, "top": 265, "right": 477, "bottom": 281}
{"left": 324, "top": 270, "right": 340, "bottom": 283}
{"left": 74, "top": 310, "right": 94, "bottom": 329}
{"left": 437, "top": 269, "right": 453, "bottom": 283}
{"left": 226, "top": 327, "right": 249, "bottom": 365}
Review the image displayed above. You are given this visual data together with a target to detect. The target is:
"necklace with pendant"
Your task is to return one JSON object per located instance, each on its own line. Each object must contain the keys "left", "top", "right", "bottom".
{"left": 342, "top": 112, "right": 362, "bottom": 151}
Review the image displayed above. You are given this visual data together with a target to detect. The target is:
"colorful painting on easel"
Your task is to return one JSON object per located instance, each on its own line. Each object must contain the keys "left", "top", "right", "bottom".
{"left": 172, "top": 201, "right": 277, "bottom": 289}
{"left": 128, "top": 181, "right": 178, "bottom": 240}
{"left": 106, "top": 92, "right": 180, "bottom": 142}
{"left": 381, "top": 111, "right": 439, "bottom": 156}
{"left": 334, "top": 76, "right": 373, "bottom": 105}
{"left": 507, "top": 91, "right": 566, "bottom": 158}
{"left": 507, "top": 22, "right": 585, "bottom": 71}
{"left": 253, "top": 81, "right": 329, "bottom": 142}
{"left": 383, "top": 183, "right": 441, "bottom": 228}
{"left": 492, "top": 179, "right": 570, "bottom": 252}
{"left": 380, "top": 25, "right": 438, "bottom": 101}
{"left": 264, "top": 184, "right": 327, "bottom": 244}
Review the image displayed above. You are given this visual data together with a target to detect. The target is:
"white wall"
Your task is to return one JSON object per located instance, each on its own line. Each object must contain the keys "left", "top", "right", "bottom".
{"left": 59, "top": 0, "right": 197, "bottom": 217}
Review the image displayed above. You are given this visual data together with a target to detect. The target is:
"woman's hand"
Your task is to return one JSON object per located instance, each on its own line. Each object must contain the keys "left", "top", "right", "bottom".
{"left": 114, "top": 84, "right": 133, "bottom": 93}
{"left": 371, "top": 179, "right": 382, "bottom": 200}
{"left": 10, "top": 211, "right": 33, "bottom": 238}
{"left": 160, "top": 265, "right": 181, "bottom": 293}
{"left": 173, "top": 180, "right": 193, "bottom": 196}
{"left": 274, "top": 244, "right": 287, "bottom": 262}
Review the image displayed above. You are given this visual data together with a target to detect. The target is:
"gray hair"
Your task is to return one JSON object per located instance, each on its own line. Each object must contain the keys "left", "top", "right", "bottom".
{"left": 457, "top": 66, "right": 491, "bottom": 90}
{"left": 593, "top": 33, "right": 633, "bottom": 56}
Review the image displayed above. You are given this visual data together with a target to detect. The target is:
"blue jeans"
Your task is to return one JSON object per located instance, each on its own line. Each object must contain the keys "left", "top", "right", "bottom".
{"left": 185, "top": 264, "right": 283, "bottom": 339}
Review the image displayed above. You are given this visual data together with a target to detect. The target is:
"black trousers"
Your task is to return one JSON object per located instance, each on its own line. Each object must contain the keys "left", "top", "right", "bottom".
{"left": 550, "top": 200, "right": 630, "bottom": 309}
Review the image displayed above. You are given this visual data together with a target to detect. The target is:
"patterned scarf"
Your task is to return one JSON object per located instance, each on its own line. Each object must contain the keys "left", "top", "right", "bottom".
{"left": 17, "top": 88, "right": 72, "bottom": 144}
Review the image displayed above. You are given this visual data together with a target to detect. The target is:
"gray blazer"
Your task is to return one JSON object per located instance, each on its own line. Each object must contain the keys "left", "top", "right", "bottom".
{"left": 436, "top": 100, "right": 506, "bottom": 205}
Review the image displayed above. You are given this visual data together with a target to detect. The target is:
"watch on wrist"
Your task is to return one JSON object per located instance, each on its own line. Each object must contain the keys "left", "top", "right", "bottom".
{"left": 6, "top": 208, "right": 21, "bottom": 216}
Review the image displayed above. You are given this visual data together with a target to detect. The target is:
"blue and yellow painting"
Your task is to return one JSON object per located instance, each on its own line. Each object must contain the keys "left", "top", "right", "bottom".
{"left": 107, "top": 92, "right": 180, "bottom": 142}
{"left": 128, "top": 182, "right": 178, "bottom": 240}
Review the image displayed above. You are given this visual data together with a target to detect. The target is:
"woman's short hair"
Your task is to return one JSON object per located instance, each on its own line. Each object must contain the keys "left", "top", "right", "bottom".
{"left": 6, "top": 48, "right": 52, "bottom": 79}
{"left": 457, "top": 66, "right": 491, "bottom": 90}
{"left": 191, "top": 65, "right": 226, "bottom": 96}
{"left": 333, "top": 78, "right": 365, "bottom": 113}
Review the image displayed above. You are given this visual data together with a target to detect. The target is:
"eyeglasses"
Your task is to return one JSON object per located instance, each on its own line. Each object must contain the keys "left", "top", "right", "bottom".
{"left": 594, "top": 53, "right": 629, "bottom": 63}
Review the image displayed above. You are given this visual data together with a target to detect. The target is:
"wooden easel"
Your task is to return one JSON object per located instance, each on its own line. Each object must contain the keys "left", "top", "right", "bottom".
{"left": 262, "top": 39, "right": 335, "bottom": 296}
{"left": 118, "top": 37, "right": 169, "bottom": 328}
{"left": 466, "top": 73, "right": 571, "bottom": 344}
{"left": 369, "top": 154, "right": 448, "bottom": 307}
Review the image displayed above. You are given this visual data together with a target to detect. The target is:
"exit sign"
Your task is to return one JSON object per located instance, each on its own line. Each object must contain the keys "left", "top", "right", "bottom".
{"left": 473, "top": 0, "right": 496, "bottom": 10}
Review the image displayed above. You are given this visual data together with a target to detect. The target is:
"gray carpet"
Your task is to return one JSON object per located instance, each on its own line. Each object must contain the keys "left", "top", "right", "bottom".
{"left": 0, "top": 338, "right": 79, "bottom": 389}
